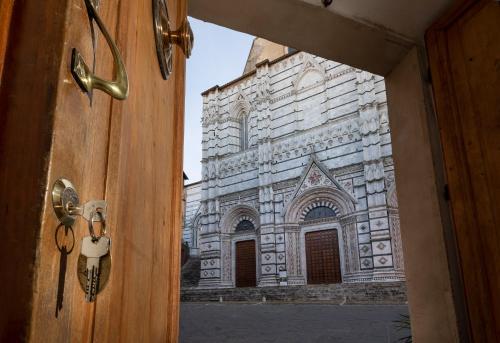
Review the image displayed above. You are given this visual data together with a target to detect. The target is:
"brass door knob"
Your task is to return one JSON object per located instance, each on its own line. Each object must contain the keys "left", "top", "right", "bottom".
{"left": 153, "top": 0, "right": 194, "bottom": 80}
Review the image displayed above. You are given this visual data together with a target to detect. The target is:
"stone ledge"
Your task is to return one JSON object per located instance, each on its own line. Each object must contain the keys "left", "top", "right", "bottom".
{"left": 181, "top": 282, "right": 407, "bottom": 304}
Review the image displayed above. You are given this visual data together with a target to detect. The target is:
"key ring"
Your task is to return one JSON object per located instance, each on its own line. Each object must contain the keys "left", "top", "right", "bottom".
{"left": 55, "top": 223, "right": 75, "bottom": 254}
{"left": 88, "top": 208, "right": 106, "bottom": 241}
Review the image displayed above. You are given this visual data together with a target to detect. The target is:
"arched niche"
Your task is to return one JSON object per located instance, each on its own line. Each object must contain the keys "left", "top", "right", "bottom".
{"left": 220, "top": 204, "right": 260, "bottom": 234}
{"left": 293, "top": 56, "right": 328, "bottom": 130}
{"left": 283, "top": 186, "right": 355, "bottom": 224}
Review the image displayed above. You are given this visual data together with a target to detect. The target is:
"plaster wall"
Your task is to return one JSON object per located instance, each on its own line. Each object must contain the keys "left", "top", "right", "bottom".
{"left": 385, "top": 48, "right": 459, "bottom": 342}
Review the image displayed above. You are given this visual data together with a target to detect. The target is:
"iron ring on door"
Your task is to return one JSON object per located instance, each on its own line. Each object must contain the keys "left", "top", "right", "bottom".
{"left": 153, "top": 0, "right": 193, "bottom": 80}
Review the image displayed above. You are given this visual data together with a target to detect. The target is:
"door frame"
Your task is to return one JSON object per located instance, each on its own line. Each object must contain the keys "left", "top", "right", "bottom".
{"left": 188, "top": 0, "right": 482, "bottom": 341}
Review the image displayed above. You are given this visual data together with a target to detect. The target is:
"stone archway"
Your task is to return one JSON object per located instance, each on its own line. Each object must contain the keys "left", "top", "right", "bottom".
{"left": 220, "top": 204, "right": 260, "bottom": 233}
{"left": 283, "top": 186, "right": 358, "bottom": 285}
{"left": 219, "top": 205, "right": 260, "bottom": 286}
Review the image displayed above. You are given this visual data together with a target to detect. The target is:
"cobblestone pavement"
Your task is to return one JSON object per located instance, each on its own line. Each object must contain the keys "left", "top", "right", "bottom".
{"left": 180, "top": 303, "right": 410, "bottom": 343}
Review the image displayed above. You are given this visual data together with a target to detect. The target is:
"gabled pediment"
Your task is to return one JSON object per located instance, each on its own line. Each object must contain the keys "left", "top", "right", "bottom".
{"left": 299, "top": 54, "right": 325, "bottom": 75}
{"left": 229, "top": 91, "right": 252, "bottom": 120}
{"left": 288, "top": 155, "right": 357, "bottom": 204}
{"left": 292, "top": 54, "right": 326, "bottom": 93}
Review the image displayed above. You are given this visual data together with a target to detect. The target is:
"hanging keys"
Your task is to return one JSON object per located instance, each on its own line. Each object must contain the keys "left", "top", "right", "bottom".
{"left": 51, "top": 179, "right": 112, "bottom": 301}
{"left": 77, "top": 209, "right": 112, "bottom": 302}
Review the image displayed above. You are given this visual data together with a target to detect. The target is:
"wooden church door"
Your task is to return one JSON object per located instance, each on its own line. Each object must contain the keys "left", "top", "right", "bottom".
{"left": 235, "top": 240, "right": 257, "bottom": 287}
{"left": 0, "top": 0, "right": 189, "bottom": 341}
{"left": 426, "top": 0, "right": 500, "bottom": 341}
{"left": 305, "top": 230, "right": 341, "bottom": 284}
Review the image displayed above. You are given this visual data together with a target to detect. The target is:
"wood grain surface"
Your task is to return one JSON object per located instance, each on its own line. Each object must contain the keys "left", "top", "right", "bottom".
{"left": 0, "top": 0, "right": 185, "bottom": 341}
{"left": 426, "top": 1, "right": 500, "bottom": 341}
{"left": 0, "top": 0, "right": 14, "bottom": 82}
{"left": 93, "top": 0, "right": 185, "bottom": 341}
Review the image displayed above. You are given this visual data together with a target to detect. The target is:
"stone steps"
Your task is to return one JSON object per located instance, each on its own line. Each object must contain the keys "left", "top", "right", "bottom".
{"left": 181, "top": 257, "right": 201, "bottom": 288}
{"left": 181, "top": 281, "right": 407, "bottom": 304}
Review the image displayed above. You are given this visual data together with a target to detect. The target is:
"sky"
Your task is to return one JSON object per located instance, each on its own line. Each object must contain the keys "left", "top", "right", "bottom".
{"left": 183, "top": 17, "right": 254, "bottom": 183}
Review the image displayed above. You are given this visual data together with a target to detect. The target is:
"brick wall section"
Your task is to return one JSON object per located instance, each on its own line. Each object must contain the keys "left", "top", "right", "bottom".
{"left": 181, "top": 282, "right": 407, "bottom": 304}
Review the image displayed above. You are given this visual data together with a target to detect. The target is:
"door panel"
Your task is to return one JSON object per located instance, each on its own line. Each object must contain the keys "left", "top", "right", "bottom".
{"left": 235, "top": 240, "right": 257, "bottom": 287}
{"left": 426, "top": 1, "right": 500, "bottom": 341}
{"left": 0, "top": 0, "right": 186, "bottom": 341}
{"left": 305, "top": 229, "right": 341, "bottom": 285}
{"left": 94, "top": 0, "right": 186, "bottom": 341}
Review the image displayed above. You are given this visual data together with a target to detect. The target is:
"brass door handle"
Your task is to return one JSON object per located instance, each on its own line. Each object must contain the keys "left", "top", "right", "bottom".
{"left": 153, "top": 0, "right": 194, "bottom": 80}
{"left": 71, "top": 0, "right": 129, "bottom": 100}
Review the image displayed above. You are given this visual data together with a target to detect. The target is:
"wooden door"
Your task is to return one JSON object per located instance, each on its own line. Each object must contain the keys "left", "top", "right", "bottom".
{"left": 426, "top": 1, "right": 500, "bottom": 341}
{"left": 235, "top": 240, "right": 257, "bottom": 287}
{"left": 0, "top": 0, "right": 186, "bottom": 341}
{"left": 305, "top": 230, "right": 341, "bottom": 284}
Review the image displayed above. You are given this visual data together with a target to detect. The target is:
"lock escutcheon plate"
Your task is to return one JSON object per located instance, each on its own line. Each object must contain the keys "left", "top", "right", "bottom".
{"left": 52, "top": 178, "right": 80, "bottom": 227}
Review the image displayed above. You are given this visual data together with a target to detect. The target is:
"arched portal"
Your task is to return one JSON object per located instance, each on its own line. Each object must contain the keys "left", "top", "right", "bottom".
{"left": 283, "top": 186, "right": 357, "bottom": 285}
{"left": 219, "top": 205, "right": 260, "bottom": 287}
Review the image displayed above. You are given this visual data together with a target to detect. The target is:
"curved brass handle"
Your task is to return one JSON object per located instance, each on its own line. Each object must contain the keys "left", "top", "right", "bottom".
{"left": 71, "top": 0, "right": 129, "bottom": 100}
{"left": 153, "top": 0, "right": 194, "bottom": 80}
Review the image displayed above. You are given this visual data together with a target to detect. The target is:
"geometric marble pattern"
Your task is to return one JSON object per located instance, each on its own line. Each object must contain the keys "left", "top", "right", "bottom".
{"left": 183, "top": 49, "right": 405, "bottom": 289}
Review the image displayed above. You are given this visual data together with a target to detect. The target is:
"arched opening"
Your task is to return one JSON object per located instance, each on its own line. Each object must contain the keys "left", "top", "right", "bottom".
{"left": 239, "top": 115, "right": 249, "bottom": 150}
{"left": 235, "top": 219, "right": 255, "bottom": 232}
{"left": 303, "top": 206, "right": 336, "bottom": 221}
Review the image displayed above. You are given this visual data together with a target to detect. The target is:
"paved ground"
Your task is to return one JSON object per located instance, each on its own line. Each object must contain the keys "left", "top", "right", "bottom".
{"left": 180, "top": 303, "right": 410, "bottom": 343}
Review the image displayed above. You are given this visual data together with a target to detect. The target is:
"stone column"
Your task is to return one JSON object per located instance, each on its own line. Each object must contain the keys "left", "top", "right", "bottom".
{"left": 254, "top": 61, "right": 278, "bottom": 287}
{"left": 198, "top": 89, "right": 224, "bottom": 288}
{"left": 219, "top": 233, "right": 233, "bottom": 287}
{"left": 356, "top": 70, "right": 396, "bottom": 281}
{"left": 339, "top": 214, "right": 363, "bottom": 281}
{"left": 389, "top": 208, "right": 405, "bottom": 275}
{"left": 284, "top": 225, "right": 305, "bottom": 285}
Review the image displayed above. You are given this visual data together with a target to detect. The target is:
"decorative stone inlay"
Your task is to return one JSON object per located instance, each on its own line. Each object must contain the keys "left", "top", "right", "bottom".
{"left": 265, "top": 254, "right": 271, "bottom": 261}
{"left": 203, "top": 260, "right": 208, "bottom": 266}
{"left": 378, "top": 257, "right": 388, "bottom": 265}
{"left": 265, "top": 266, "right": 272, "bottom": 272}
{"left": 361, "top": 245, "right": 370, "bottom": 253}
{"left": 376, "top": 220, "right": 383, "bottom": 228}
{"left": 298, "top": 198, "right": 340, "bottom": 222}
{"left": 210, "top": 271, "right": 215, "bottom": 276}
{"left": 203, "top": 271, "right": 208, "bottom": 277}
{"left": 308, "top": 169, "right": 322, "bottom": 185}
{"left": 210, "top": 260, "right": 215, "bottom": 265}
{"left": 362, "top": 259, "right": 371, "bottom": 267}
{"left": 377, "top": 242, "right": 386, "bottom": 250}
{"left": 278, "top": 254, "right": 284, "bottom": 261}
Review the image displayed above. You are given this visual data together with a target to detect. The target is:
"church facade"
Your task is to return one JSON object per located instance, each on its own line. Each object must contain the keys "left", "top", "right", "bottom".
{"left": 183, "top": 41, "right": 404, "bottom": 288}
